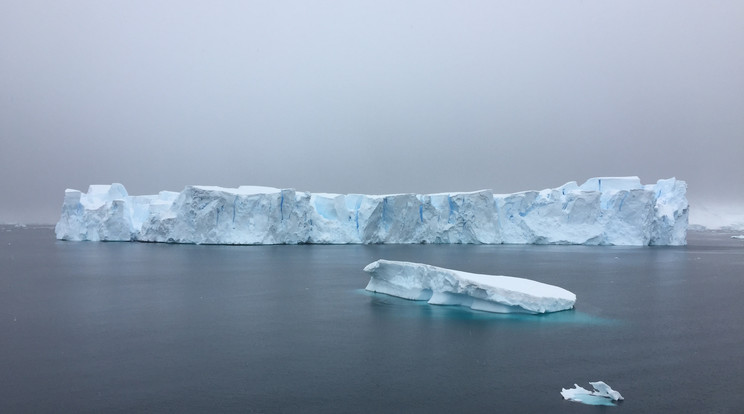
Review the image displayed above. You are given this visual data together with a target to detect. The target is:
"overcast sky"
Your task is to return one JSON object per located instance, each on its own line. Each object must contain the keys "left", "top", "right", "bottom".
{"left": 1, "top": 0, "right": 742, "bottom": 224}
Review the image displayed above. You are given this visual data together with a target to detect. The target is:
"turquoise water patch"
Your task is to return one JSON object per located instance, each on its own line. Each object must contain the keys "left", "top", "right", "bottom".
{"left": 356, "top": 289, "right": 618, "bottom": 325}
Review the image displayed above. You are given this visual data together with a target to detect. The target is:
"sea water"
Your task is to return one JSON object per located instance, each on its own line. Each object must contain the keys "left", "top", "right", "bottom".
{"left": 1, "top": 226, "right": 743, "bottom": 412}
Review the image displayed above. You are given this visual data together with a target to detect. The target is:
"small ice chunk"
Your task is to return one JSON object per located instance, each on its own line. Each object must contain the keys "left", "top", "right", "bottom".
{"left": 732, "top": 235, "right": 744, "bottom": 240}
{"left": 590, "top": 381, "right": 624, "bottom": 401}
{"left": 561, "top": 381, "right": 623, "bottom": 406}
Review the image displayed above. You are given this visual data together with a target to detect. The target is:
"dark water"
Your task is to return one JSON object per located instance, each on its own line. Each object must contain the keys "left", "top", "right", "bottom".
{"left": 1, "top": 226, "right": 743, "bottom": 413}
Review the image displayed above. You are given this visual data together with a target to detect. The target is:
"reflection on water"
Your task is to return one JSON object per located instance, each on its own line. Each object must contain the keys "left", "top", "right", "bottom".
{"left": 358, "top": 289, "right": 619, "bottom": 325}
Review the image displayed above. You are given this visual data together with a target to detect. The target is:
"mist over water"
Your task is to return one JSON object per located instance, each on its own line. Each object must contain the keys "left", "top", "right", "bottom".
{"left": 2, "top": 227, "right": 743, "bottom": 412}
{"left": 2, "top": 1, "right": 743, "bottom": 224}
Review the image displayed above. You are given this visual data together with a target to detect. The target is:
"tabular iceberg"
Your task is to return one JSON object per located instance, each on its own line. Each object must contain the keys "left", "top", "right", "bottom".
{"left": 55, "top": 177, "right": 688, "bottom": 245}
{"left": 364, "top": 259, "right": 576, "bottom": 314}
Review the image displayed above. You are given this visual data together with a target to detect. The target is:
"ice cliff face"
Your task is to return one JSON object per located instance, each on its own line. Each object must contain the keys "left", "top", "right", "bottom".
{"left": 55, "top": 177, "right": 689, "bottom": 245}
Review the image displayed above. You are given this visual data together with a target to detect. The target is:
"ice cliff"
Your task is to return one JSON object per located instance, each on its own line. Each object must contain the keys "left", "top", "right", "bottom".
{"left": 364, "top": 259, "right": 576, "bottom": 314}
{"left": 55, "top": 177, "right": 688, "bottom": 245}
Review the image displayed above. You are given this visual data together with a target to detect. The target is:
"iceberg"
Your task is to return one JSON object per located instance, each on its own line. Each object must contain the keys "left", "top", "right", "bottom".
{"left": 688, "top": 203, "right": 744, "bottom": 231}
{"left": 363, "top": 259, "right": 576, "bottom": 314}
{"left": 561, "top": 381, "right": 624, "bottom": 406}
{"left": 55, "top": 177, "right": 688, "bottom": 245}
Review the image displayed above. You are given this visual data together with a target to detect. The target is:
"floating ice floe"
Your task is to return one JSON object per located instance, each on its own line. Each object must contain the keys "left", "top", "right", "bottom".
{"left": 561, "top": 381, "right": 624, "bottom": 406}
{"left": 54, "top": 177, "right": 688, "bottom": 245}
{"left": 363, "top": 259, "right": 576, "bottom": 314}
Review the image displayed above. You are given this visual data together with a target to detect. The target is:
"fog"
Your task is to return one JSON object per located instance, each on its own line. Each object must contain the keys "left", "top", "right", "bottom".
{"left": 1, "top": 1, "right": 742, "bottom": 224}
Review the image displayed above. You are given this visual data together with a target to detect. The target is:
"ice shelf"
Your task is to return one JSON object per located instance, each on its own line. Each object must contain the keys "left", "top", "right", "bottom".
{"left": 55, "top": 177, "right": 688, "bottom": 245}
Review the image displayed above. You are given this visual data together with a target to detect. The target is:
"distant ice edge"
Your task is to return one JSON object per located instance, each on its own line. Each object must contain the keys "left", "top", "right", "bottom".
{"left": 55, "top": 177, "right": 688, "bottom": 246}
{"left": 364, "top": 259, "right": 576, "bottom": 314}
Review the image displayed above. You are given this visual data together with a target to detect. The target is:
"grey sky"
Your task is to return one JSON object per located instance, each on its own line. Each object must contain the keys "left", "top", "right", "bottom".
{"left": 2, "top": 0, "right": 742, "bottom": 224}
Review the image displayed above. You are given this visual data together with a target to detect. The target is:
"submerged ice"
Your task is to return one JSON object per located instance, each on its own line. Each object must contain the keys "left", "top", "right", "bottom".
{"left": 55, "top": 177, "right": 688, "bottom": 245}
{"left": 364, "top": 259, "right": 576, "bottom": 314}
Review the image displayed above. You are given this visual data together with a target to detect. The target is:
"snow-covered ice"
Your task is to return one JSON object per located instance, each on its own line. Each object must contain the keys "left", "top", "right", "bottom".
{"left": 55, "top": 177, "right": 688, "bottom": 245}
{"left": 363, "top": 259, "right": 576, "bottom": 314}
{"left": 688, "top": 203, "right": 744, "bottom": 231}
{"left": 561, "top": 381, "right": 624, "bottom": 406}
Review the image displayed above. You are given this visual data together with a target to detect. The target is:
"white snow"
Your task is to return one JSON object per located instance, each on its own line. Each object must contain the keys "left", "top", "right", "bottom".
{"left": 193, "top": 185, "right": 282, "bottom": 195}
{"left": 561, "top": 381, "right": 624, "bottom": 406}
{"left": 363, "top": 259, "right": 576, "bottom": 314}
{"left": 55, "top": 177, "right": 688, "bottom": 245}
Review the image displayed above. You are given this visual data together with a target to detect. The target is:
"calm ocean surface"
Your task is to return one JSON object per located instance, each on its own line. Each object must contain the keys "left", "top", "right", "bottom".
{"left": 1, "top": 226, "right": 743, "bottom": 413}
